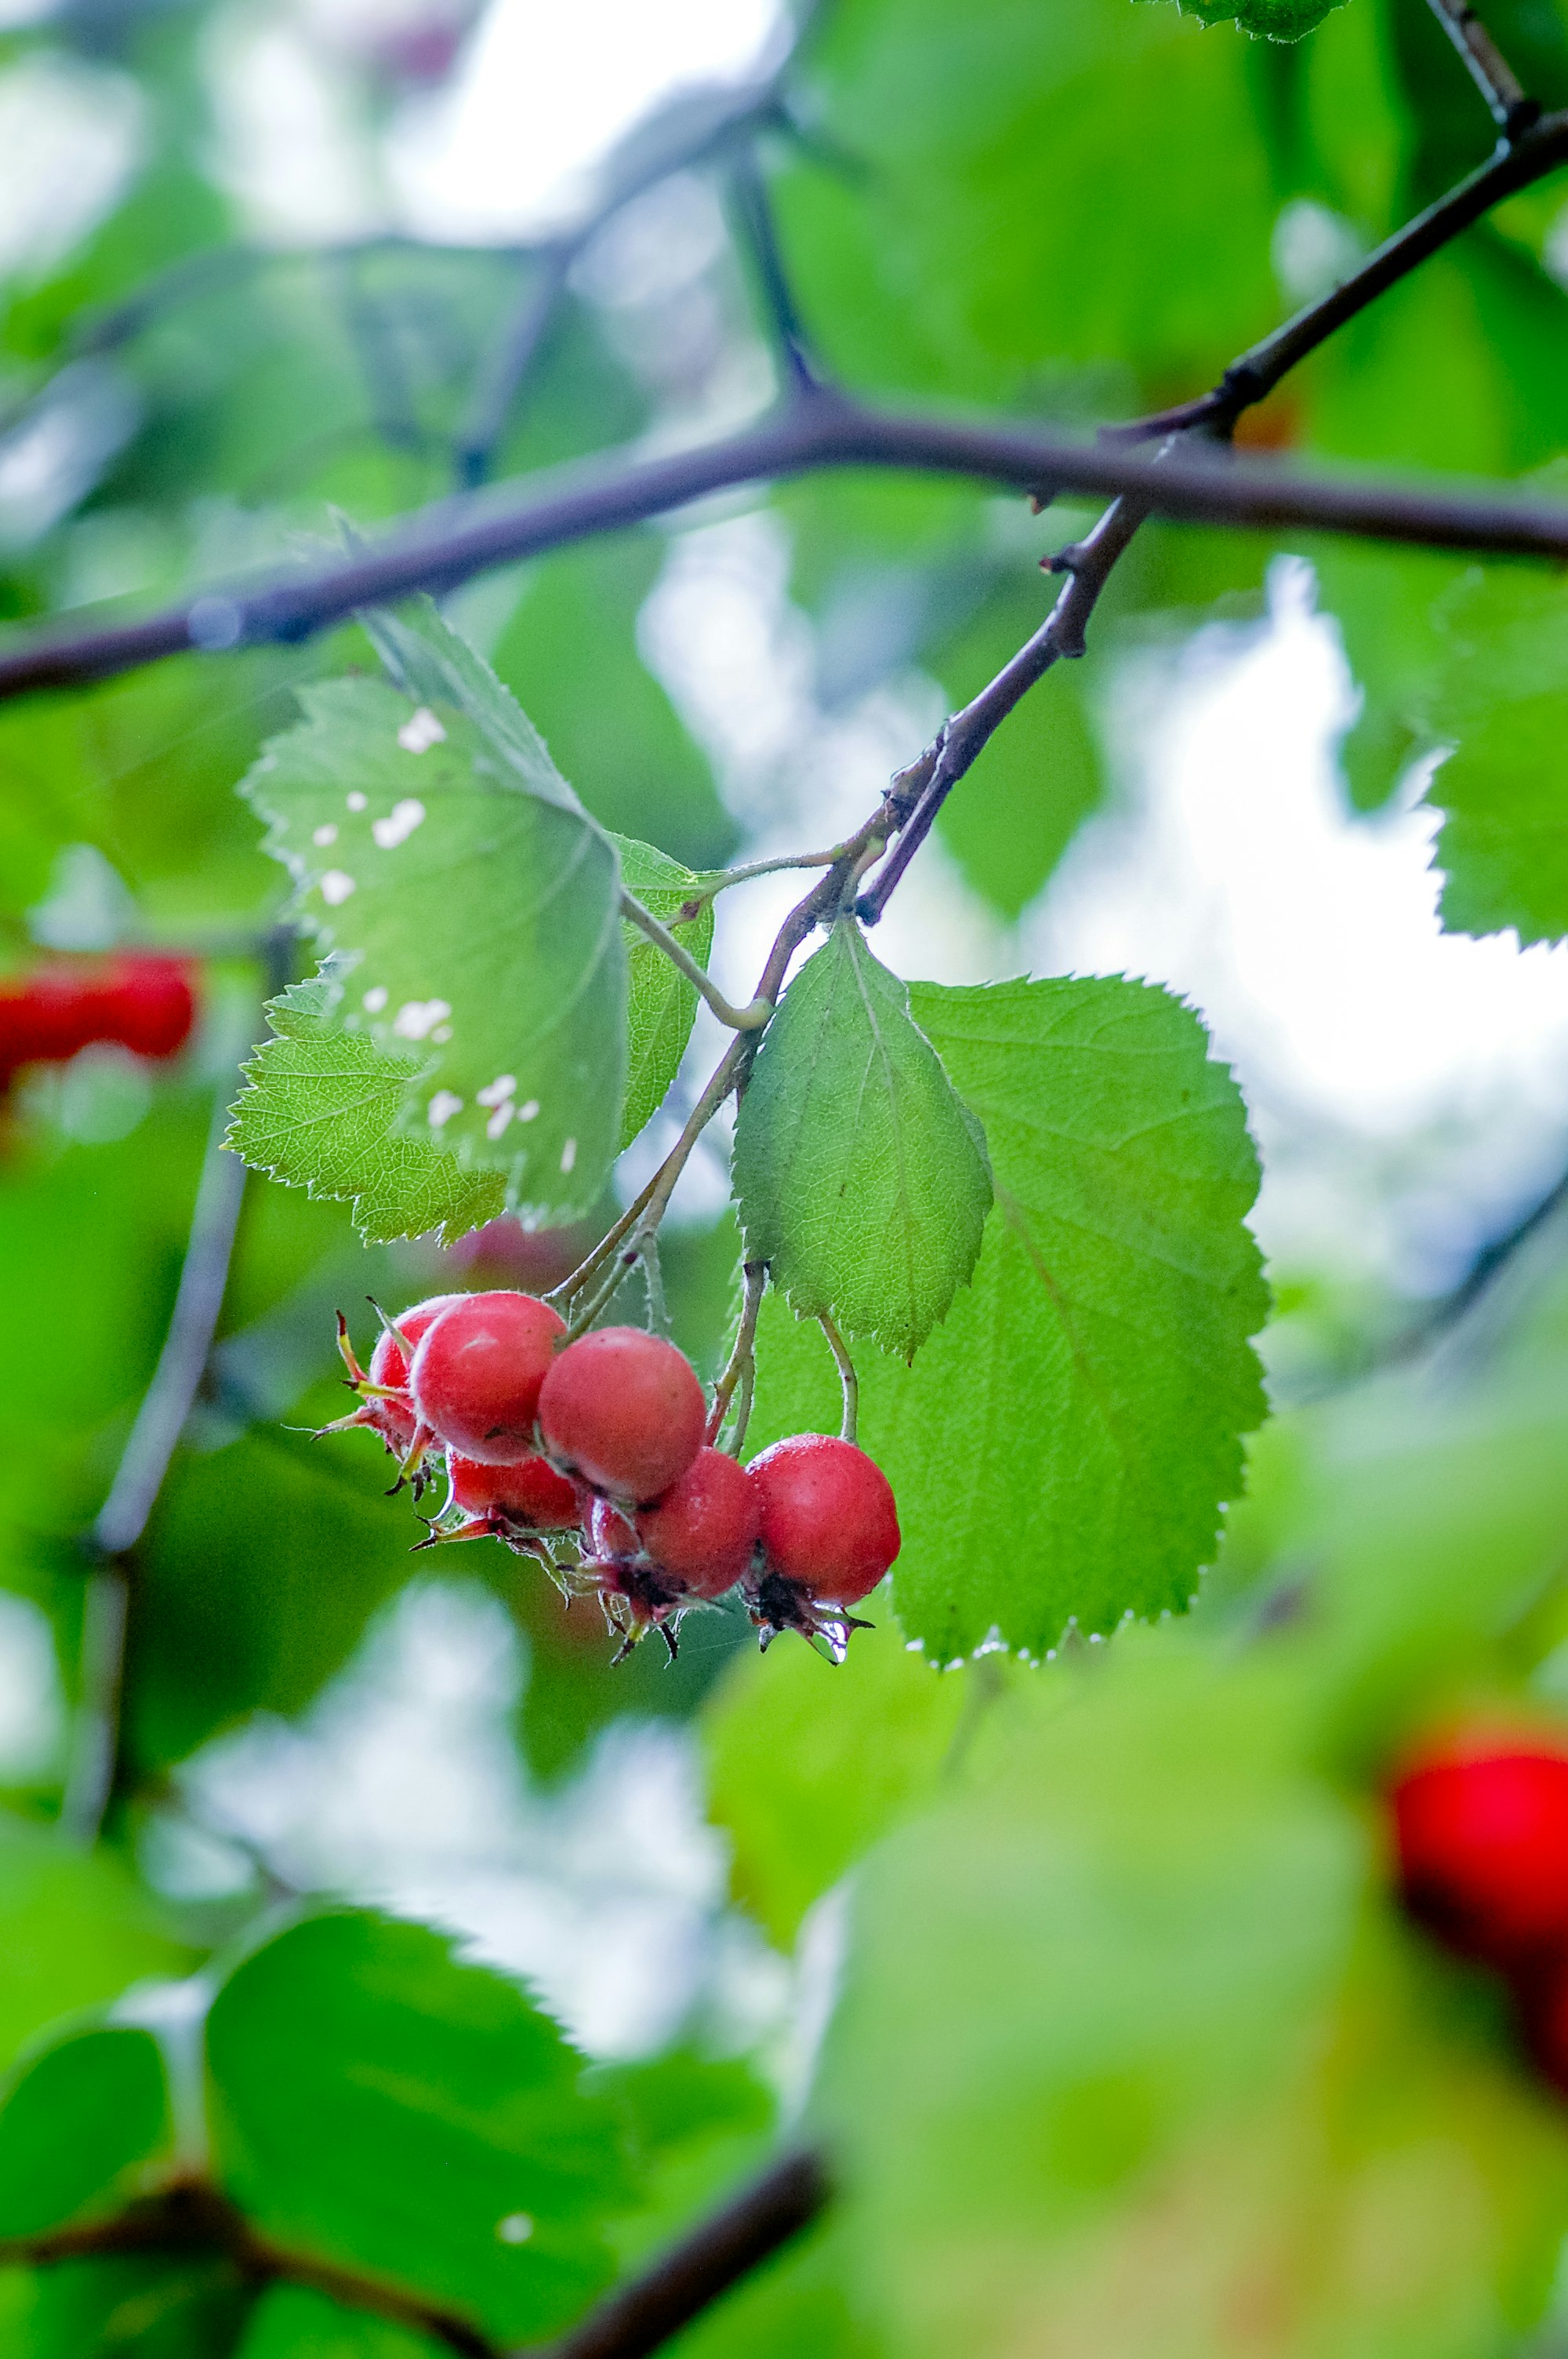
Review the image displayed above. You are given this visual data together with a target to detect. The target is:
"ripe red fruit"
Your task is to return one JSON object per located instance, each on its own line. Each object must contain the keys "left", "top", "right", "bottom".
{"left": 587, "top": 1496, "right": 639, "bottom": 1561}
{"left": 635, "top": 1448, "right": 760, "bottom": 1600}
{"left": 447, "top": 1452, "right": 580, "bottom": 1536}
{"left": 1390, "top": 1731, "right": 1568, "bottom": 1967}
{"left": 748, "top": 1434, "right": 900, "bottom": 1606}
{"left": 411, "top": 1290, "right": 567, "bottom": 1464}
{"left": 100, "top": 955, "right": 196, "bottom": 1060}
{"left": 325, "top": 1294, "right": 464, "bottom": 1454}
{"left": 537, "top": 1327, "right": 706, "bottom": 1503}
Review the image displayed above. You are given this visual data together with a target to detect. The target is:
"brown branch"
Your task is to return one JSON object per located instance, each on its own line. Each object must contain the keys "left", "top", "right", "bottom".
{"left": 3, "top": 2150, "right": 829, "bottom": 2359}
{"left": 5, "top": 367, "right": 1568, "bottom": 703}
{"left": 1425, "top": 0, "right": 1539, "bottom": 135}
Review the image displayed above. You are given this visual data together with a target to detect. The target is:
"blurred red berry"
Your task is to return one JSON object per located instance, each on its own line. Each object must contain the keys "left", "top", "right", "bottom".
{"left": 1390, "top": 1731, "right": 1568, "bottom": 1967}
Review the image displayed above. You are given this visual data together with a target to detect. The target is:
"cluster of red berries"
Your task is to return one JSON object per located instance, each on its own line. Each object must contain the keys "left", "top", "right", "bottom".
{"left": 0, "top": 954, "right": 197, "bottom": 1089}
{"left": 1392, "top": 1726, "right": 1568, "bottom": 2091}
{"left": 328, "top": 1289, "right": 901, "bottom": 1660}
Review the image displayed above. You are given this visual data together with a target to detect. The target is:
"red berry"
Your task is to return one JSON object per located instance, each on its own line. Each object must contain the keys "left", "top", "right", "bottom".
{"left": 361, "top": 1295, "right": 464, "bottom": 1451}
{"left": 100, "top": 955, "right": 196, "bottom": 1060}
{"left": 635, "top": 1448, "right": 760, "bottom": 1600}
{"left": 537, "top": 1327, "right": 706, "bottom": 1503}
{"left": 0, "top": 963, "right": 111, "bottom": 1068}
{"left": 411, "top": 1291, "right": 567, "bottom": 1464}
{"left": 448, "top": 1452, "right": 580, "bottom": 1533}
{"left": 1390, "top": 1732, "right": 1568, "bottom": 1966}
{"left": 587, "top": 1496, "right": 639, "bottom": 1561}
{"left": 748, "top": 1434, "right": 899, "bottom": 1607}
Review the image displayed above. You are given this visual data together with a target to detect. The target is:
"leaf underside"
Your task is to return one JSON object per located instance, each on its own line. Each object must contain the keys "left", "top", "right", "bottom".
{"left": 612, "top": 834, "right": 715, "bottom": 1154}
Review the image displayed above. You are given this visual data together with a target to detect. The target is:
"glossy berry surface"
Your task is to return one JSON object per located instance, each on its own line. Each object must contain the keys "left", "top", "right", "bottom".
{"left": 749, "top": 1434, "right": 900, "bottom": 1606}
{"left": 537, "top": 1326, "right": 706, "bottom": 1503}
{"left": 410, "top": 1291, "right": 567, "bottom": 1464}
{"left": 587, "top": 1496, "right": 639, "bottom": 1561}
{"left": 363, "top": 1296, "right": 464, "bottom": 1452}
{"left": 636, "top": 1448, "right": 760, "bottom": 1599}
{"left": 448, "top": 1452, "right": 580, "bottom": 1532}
{"left": 1390, "top": 1733, "right": 1568, "bottom": 1966}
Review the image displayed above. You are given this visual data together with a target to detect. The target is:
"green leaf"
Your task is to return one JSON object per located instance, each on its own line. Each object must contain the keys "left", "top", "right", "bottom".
{"left": 612, "top": 836, "right": 714, "bottom": 1153}
{"left": 226, "top": 980, "right": 505, "bottom": 1246}
{"left": 205, "top": 1910, "right": 631, "bottom": 2346}
{"left": 239, "top": 657, "right": 626, "bottom": 1225}
{"left": 732, "top": 920, "right": 992, "bottom": 1359}
{"left": 235, "top": 2284, "right": 443, "bottom": 2359}
{"left": 702, "top": 1617, "right": 974, "bottom": 1948}
{"left": 1149, "top": 0, "right": 1345, "bottom": 38}
{"left": 0, "top": 2256, "right": 252, "bottom": 2359}
{"left": 1422, "top": 568, "right": 1568, "bottom": 946}
{"left": 0, "top": 1818, "right": 190, "bottom": 2074}
{"left": 749, "top": 976, "right": 1269, "bottom": 1659}
{"left": 0, "top": 2026, "right": 172, "bottom": 2240}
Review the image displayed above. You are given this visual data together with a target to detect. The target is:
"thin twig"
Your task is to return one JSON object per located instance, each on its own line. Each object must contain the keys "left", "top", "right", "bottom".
{"left": 856, "top": 490, "right": 1145, "bottom": 923}
{"left": 59, "top": 935, "right": 289, "bottom": 1845}
{"left": 708, "top": 1261, "right": 768, "bottom": 1448}
{"left": 1, "top": 2150, "right": 829, "bottom": 2359}
{"left": 728, "top": 147, "right": 821, "bottom": 392}
{"left": 620, "top": 892, "right": 771, "bottom": 1029}
{"left": 1108, "top": 101, "right": 1567, "bottom": 442}
{"left": 1425, "top": 0, "right": 1539, "bottom": 134}
{"left": 816, "top": 1312, "right": 858, "bottom": 1445}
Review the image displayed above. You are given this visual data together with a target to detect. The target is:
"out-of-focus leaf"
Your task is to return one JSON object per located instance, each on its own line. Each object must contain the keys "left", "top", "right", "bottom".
{"left": 235, "top": 2284, "right": 442, "bottom": 2359}
{"left": 205, "top": 1910, "right": 631, "bottom": 2346}
{"left": 733, "top": 921, "right": 992, "bottom": 1359}
{"left": 1423, "top": 568, "right": 1568, "bottom": 944}
{"left": 702, "top": 1617, "right": 972, "bottom": 1948}
{"left": 824, "top": 1640, "right": 1568, "bottom": 2359}
{"left": 0, "top": 2025, "right": 172, "bottom": 2239}
{"left": 612, "top": 837, "right": 714, "bottom": 1153}
{"left": 227, "top": 979, "right": 505, "bottom": 1246}
{"left": 1310, "top": 541, "right": 1461, "bottom": 811}
{"left": 239, "top": 658, "right": 626, "bottom": 1224}
{"left": 489, "top": 537, "right": 736, "bottom": 871}
{"left": 0, "top": 2255, "right": 252, "bottom": 2359}
{"left": 0, "top": 1818, "right": 189, "bottom": 2072}
{"left": 781, "top": 0, "right": 1278, "bottom": 402}
{"left": 592, "top": 2050, "right": 775, "bottom": 2269}
{"left": 750, "top": 976, "right": 1269, "bottom": 1659}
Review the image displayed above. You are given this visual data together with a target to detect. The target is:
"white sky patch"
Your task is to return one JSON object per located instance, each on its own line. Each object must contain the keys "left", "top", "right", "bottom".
{"left": 428, "top": 1090, "right": 463, "bottom": 1129}
{"left": 0, "top": 52, "right": 144, "bottom": 284}
{"left": 387, "top": 0, "right": 786, "bottom": 242}
{"left": 362, "top": 985, "right": 388, "bottom": 1013}
{"left": 312, "top": 822, "right": 338, "bottom": 847}
{"left": 372, "top": 797, "right": 427, "bottom": 849}
{"left": 397, "top": 707, "right": 447, "bottom": 754}
{"left": 319, "top": 870, "right": 356, "bottom": 906}
{"left": 392, "top": 998, "right": 452, "bottom": 1040}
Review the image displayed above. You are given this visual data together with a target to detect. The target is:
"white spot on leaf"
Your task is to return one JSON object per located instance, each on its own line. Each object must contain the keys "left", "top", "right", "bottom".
{"left": 372, "top": 798, "right": 426, "bottom": 850}
{"left": 476, "top": 1075, "right": 517, "bottom": 1109}
{"left": 392, "top": 998, "right": 452, "bottom": 1041}
{"left": 428, "top": 1090, "right": 463, "bottom": 1129}
{"left": 486, "top": 1101, "right": 515, "bottom": 1140}
{"left": 398, "top": 706, "right": 447, "bottom": 754}
{"left": 320, "top": 871, "right": 356, "bottom": 906}
{"left": 560, "top": 1138, "right": 576, "bottom": 1174}
{"left": 312, "top": 823, "right": 338, "bottom": 848}
{"left": 431, "top": 1024, "right": 452, "bottom": 1043}
{"left": 346, "top": 791, "right": 368, "bottom": 812}
{"left": 496, "top": 2214, "right": 533, "bottom": 2245}
{"left": 362, "top": 986, "right": 388, "bottom": 1014}
{"left": 517, "top": 1100, "right": 539, "bottom": 1122}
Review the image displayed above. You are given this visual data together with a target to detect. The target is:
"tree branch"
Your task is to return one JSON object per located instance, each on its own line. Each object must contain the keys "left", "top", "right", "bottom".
{"left": 58, "top": 933, "right": 291, "bottom": 1845}
{"left": 619, "top": 891, "right": 771, "bottom": 1029}
{"left": 1108, "top": 103, "right": 1568, "bottom": 442}
{"left": 2, "top": 2150, "right": 829, "bottom": 2359}
{"left": 9, "top": 340, "right": 1568, "bottom": 703}
{"left": 1425, "top": 0, "right": 1539, "bottom": 136}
